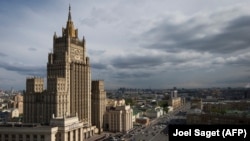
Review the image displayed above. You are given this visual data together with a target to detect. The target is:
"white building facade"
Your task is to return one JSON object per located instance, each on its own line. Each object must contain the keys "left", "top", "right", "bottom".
{"left": 104, "top": 99, "right": 133, "bottom": 133}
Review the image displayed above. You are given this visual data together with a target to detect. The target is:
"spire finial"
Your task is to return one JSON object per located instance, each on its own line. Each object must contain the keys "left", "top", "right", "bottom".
{"left": 68, "top": 4, "right": 72, "bottom": 21}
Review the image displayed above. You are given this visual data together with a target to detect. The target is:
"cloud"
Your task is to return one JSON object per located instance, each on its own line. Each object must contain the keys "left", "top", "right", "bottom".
{"left": 0, "top": 61, "right": 45, "bottom": 76}
{"left": 213, "top": 52, "right": 250, "bottom": 66}
{"left": 91, "top": 62, "right": 107, "bottom": 70}
{"left": 109, "top": 49, "right": 212, "bottom": 70}
{"left": 28, "top": 47, "right": 37, "bottom": 51}
{"left": 0, "top": 52, "right": 8, "bottom": 57}
{"left": 2, "top": 1, "right": 250, "bottom": 89}
{"left": 111, "top": 54, "right": 165, "bottom": 69}
{"left": 80, "top": 6, "right": 120, "bottom": 27}
{"left": 112, "top": 71, "right": 153, "bottom": 79}
{"left": 88, "top": 49, "right": 105, "bottom": 55}
{"left": 141, "top": 7, "right": 250, "bottom": 54}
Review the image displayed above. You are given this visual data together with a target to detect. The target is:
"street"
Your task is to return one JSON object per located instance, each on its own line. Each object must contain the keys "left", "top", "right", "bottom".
{"left": 123, "top": 102, "right": 190, "bottom": 141}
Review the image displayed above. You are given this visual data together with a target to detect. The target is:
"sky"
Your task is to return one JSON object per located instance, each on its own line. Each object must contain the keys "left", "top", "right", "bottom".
{"left": 1, "top": 0, "right": 250, "bottom": 90}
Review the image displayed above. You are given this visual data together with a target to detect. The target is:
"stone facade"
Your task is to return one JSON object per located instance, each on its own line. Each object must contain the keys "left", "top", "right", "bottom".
{"left": 91, "top": 80, "right": 106, "bottom": 134}
{"left": 8, "top": 5, "right": 97, "bottom": 141}
{"left": 0, "top": 116, "right": 96, "bottom": 141}
{"left": 168, "top": 97, "right": 182, "bottom": 110}
{"left": 24, "top": 77, "right": 45, "bottom": 123}
{"left": 104, "top": 99, "right": 133, "bottom": 133}
{"left": 23, "top": 5, "right": 91, "bottom": 126}
{"left": 0, "top": 124, "right": 58, "bottom": 141}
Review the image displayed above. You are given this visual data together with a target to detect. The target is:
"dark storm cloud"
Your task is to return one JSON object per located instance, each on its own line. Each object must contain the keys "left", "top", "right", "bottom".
{"left": 110, "top": 50, "right": 210, "bottom": 71}
{"left": 113, "top": 71, "right": 153, "bottom": 79}
{"left": 0, "top": 61, "right": 45, "bottom": 76}
{"left": 91, "top": 62, "right": 107, "bottom": 69}
{"left": 111, "top": 54, "right": 165, "bottom": 69}
{"left": 144, "top": 15, "right": 250, "bottom": 54}
{"left": 214, "top": 75, "right": 250, "bottom": 85}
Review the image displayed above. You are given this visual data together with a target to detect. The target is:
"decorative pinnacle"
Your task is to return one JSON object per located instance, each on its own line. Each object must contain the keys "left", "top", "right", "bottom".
{"left": 68, "top": 4, "right": 72, "bottom": 21}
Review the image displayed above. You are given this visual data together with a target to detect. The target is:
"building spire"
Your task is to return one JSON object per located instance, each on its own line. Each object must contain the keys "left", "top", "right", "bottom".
{"left": 68, "top": 4, "right": 72, "bottom": 21}
{"left": 63, "top": 4, "right": 78, "bottom": 38}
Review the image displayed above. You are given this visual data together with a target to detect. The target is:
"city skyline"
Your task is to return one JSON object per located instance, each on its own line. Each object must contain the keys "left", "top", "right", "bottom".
{"left": 1, "top": 0, "right": 250, "bottom": 90}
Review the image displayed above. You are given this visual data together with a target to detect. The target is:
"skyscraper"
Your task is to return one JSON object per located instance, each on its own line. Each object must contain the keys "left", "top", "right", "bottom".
{"left": 24, "top": 5, "right": 91, "bottom": 126}
{"left": 0, "top": 5, "right": 108, "bottom": 141}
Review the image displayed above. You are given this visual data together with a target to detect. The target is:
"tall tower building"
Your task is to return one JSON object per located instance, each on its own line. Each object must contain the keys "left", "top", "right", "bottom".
{"left": 48, "top": 5, "right": 91, "bottom": 125}
{"left": 1, "top": 5, "right": 101, "bottom": 141}
{"left": 24, "top": 5, "right": 92, "bottom": 126}
{"left": 91, "top": 80, "right": 106, "bottom": 134}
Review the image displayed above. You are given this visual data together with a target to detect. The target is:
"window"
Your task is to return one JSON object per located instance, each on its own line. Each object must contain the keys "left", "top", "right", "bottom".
{"left": 68, "top": 132, "right": 70, "bottom": 141}
{"left": 58, "top": 133, "right": 61, "bottom": 141}
{"left": 73, "top": 130, "right": 75, "bottom": 141}
{"left": 19, "top": 134, "right": 23, "bottom": 141}
{"left": 11, "top": 135, "right": 15, "bottom": 141}
{"left": 33, "top": 135, "right": 37, "bottom": 141}
{"left": 40, "top": 135, "right": 45, "bottom": 141}
{"left": 4, "top": 134, "right": 8, "bottom": 141}
{"left": 78, "top": 129, "right": 81, "bottom": 140}
{"left": 26, "top": 135, "right": 30, "bottom": 141}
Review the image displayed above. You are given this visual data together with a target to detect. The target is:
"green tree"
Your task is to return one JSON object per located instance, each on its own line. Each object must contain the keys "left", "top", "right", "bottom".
{"left": 125, "top": 98, "right": 135, "bottom": 106}
{"left": 158, "top": 100, "right": 169, "bottom": 113}
{"left": 158, "top": 100, "right": 168, "bottom": 107}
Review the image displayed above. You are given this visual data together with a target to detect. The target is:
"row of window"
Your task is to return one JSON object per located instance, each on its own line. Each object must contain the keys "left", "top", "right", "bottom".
{"left": 0, "top": 134, "right": 44, "bottom": 141}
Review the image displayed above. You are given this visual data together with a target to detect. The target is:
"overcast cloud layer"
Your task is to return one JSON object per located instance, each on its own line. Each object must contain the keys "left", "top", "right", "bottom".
{"left": 1, "top": 0, "right": 250, "bottom": 90}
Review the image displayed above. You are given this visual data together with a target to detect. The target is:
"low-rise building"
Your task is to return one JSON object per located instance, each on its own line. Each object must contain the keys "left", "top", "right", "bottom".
{"left": 190, "top": 98, "right": 203, "bottom": 109}
{"left": 103, "top": 99, "right": 133, "bottom": 133}
{"left": 0, "top": 116, "right": 96, "bottom": 141}
{"left": 187, "top": 100, "right": 250, "bottom": 125}
{"left": 135, "top": 117, "right": 150, "bottom": 126}
{"left": 3, "top": 108, "right": 19, "bottom": 118}
{"left": 187, "top": 112, "right": 250, "bottom": 124}
{"left": 145, "top": 106, "right": 164, "bottom": 118}
{"left": 168, "top": 106, "right": 173, "bottom": 112}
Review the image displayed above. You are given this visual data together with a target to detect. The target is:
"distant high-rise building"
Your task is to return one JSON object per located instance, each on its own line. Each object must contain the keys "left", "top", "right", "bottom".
{"left": 170, "top": 90, "right": 178, "bottom": 98}
{"left": 91, "top": 80, "right": 106, "bottom": 134}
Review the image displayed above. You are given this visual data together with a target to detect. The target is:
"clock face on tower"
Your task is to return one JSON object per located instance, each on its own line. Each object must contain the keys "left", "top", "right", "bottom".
{"left": 74, "top": 49, "right": 80, "bottom": 60}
